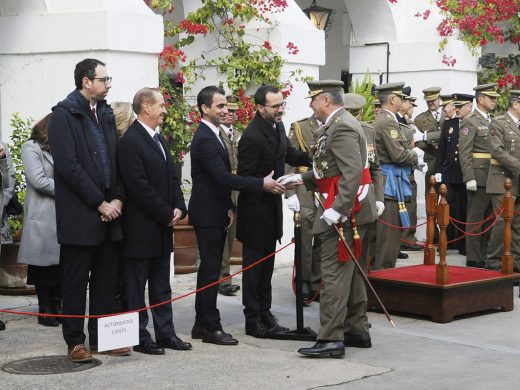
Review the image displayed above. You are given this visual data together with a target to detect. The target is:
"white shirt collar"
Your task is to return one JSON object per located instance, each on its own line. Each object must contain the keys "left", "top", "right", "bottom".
{"left": 508, "top": 111, "right": 519, "bottom": 124}
{"left": 382, "top": 108, "right": 398, "bottom": 123}
{"left": 475, "top": 107, "right": 490, "bottom": 121}
{"left": 138, "top": 119, "right": 158, "bottom": 138}
{"left": 202, "top": 119, "right": 225, "bottom": 146}
{"left": 324, "top": 107, "right": 343, "bottom": 126}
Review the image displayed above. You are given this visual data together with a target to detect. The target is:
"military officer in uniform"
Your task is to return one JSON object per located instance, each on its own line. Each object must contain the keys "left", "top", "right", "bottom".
{"left": 373, "top": 82, "right": 422, "bottom": 269}
{"left": 459, "top": 83, "right": 500, "bottom": 267}
{"left": 485, "top": 90, "right": 520, "bottom": 270}
{"left": 285, "top": 115, "right": 322, "bottom": 303}
{"left": 435, "top": 94, "right": 474, "bottom": 255}
{"left": 218, "top": 96, "right": 242, "bottom": 296}
{"left": 414, "top": 87, "right": 445, "bottom": 188}
{"left": 342, "top": 92, "right": 384, "bottom": 349}
{"left": 281, "top": 80, "right": 370, "bottom": 358}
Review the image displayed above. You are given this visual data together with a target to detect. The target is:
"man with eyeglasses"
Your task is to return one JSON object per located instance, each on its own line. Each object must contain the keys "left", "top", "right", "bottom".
{"left": 48, "top": 58, "right": 130, "bottom": 362}
{"left": 236, "top": 85, "right": 310, "bottom": 338}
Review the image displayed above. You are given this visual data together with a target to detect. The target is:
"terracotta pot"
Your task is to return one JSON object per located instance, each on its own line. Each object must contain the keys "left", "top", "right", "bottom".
{"left": 173, "top": 218, "right": 198, "bottom": 274}
{"left": 0, "top": 242, "right": 35, "bottom": 295}
{"left": 230, "top": 238, "right": 243, "bottom": 265}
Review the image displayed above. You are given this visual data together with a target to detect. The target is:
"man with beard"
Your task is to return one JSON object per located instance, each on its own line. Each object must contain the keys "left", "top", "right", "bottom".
{"left": 459, "top": 83, "right": 500, "bottom": 268}
{"left": 236, "top": 85, "right": 310, "bottom": 338}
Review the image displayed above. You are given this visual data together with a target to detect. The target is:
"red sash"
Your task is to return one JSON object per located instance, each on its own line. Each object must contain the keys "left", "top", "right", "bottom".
{"left": 315, "top": 168, "right": 371, "bottom": 262}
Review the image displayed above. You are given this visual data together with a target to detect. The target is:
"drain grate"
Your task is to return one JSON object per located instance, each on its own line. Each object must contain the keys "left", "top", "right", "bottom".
{"left": 2, "top": 355, "right": 101, "bottom": 375}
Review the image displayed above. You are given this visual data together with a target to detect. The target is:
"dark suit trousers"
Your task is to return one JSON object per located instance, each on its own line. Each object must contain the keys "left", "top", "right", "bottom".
{"left": 194, "top": 227, "right": 226, "bottom": 331}
{"left": 242, "top": 241, "right": 276, "bottom": 324}
{"left": 125, "top": 254, "right": 175, "bottom": 343}
{"left": 61, "top": 240, "right": 119, "bottom": 347}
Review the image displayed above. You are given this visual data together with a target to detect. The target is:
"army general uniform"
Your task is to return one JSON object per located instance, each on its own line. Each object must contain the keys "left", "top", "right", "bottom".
{"left": 301, "top": 82, "right": 370, "bottom": 344}
{"left": 486, "top": 90, "right": 520, "bottom": 270}
{"left": 374, "top": 83, "right": 418, "bottom": 269}
{"left": 286, "top": 115, "right": 322, "bottom": 299}
{"left": 458, "top": 84, "right": 500, "bottom": 266}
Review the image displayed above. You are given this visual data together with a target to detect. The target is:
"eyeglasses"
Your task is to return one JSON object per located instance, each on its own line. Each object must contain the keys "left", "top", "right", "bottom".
{"left": 92, "top": 77, "right": 113, "bottom": 85}
{"left": 262, "top": 101, "right": 286, "bottom": 110}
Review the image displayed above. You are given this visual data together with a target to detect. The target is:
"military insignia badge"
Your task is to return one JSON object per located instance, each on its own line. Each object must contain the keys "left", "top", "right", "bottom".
{"left": 462, "top": 127, "right": 469, "bottom": 136}
{"left": 390, "top": 129, "right": 399, "bottom": 139}
{"left": 490, "top": 128, "right": 495, "bottom": 136}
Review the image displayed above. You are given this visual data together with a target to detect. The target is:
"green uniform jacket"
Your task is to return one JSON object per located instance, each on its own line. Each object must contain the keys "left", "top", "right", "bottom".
{"left": 374, "top": 110, "right": 418, "bottom": 166}
{"left": 219, "top": 125, "right": 242, "bottom": 205}
{"left": 285, "top": 115, "right": 321, "bottom": 208}
{"left": 302, "top": 108, "right": 367, "bottom": 234}
{"left": 486, "top": 113, "right": 520, "bottom": 195}
{"left": 414, "top": 110, "right": 445, "bottom": 160}
{"left": 458, "top": 110, "right": 492, "bottom": 185}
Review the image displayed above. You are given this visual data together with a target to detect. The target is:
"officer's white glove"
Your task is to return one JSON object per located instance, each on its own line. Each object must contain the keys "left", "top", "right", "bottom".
{"left": 376, "top": 201, "right": 385, "bottom": 217}
{"left": 412, "top": 147, "right": 425, "bottom": 158}
{"left": 434, "top": 173, "right": 442, "bottom": 183}
{"left": 277, "top": 174, "right": 302, "bottom": 186}
{"left": 321, "top": 208, "right": 345, "bottom": 226}
{"left": 413, "top": 132, "right": 425, "bottom": 143}
{"left": 466, "top": 179, "right": 477, "bottom": 192}
{"left": 286, "top": 194, "right": 300, "bottom": 212}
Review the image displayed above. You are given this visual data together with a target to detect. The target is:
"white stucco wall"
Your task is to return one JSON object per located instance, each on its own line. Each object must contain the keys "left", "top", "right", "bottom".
{"left": 0, "top": 0, "right": 163, "bottom": 141}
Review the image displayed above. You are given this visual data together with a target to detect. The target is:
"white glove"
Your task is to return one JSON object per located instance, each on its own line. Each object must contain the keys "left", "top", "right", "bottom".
{"left": 277, "top": 174, "right": 302, "bottom": 186}
{"left": 321, "top": 208, "right": 345, "bottom": 225}
{"left": 412, "top": 147, "right": 425, "bottom": 158}
{"left": 413, "top": 132, "right": 425, "bottom": 143}
{"left": 466, "top": 179, "right": 477, "bottom": 192}
{"left": 286, "top": 194, "right": 300, "bottom": 212}
{"left": 434, "top": 173, "right": 442, "bottom": 183}
{"left": 420, "top": 163, "right": 428, "bottom": 174}
{"left": 376, "top": 201, "right": 385, "bottom": 217}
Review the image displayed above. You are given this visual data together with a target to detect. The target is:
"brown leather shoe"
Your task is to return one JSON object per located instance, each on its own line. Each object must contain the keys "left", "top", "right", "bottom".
{"left": 90, "top": 345, "right": 132, "bottom": 356}
{"left": 68, "top": 344, "right": 93, "bottom": 362}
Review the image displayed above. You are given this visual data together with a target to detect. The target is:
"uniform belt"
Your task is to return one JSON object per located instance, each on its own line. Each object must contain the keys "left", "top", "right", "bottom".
{"left": 296, "top": 166, "right": 308, "bottom": 173}
{"left": 472, "top": 152, "right": 491, "bottom": 159}
{"left": 490, "top": 159, "right": 501, "bottom": 166}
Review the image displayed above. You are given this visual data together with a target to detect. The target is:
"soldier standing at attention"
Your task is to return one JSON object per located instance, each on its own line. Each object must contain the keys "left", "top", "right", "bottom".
{"left": 373, "top": 82, "right": 423, "bottom": 269}
{"left": 282, "top": 80, "right": 370, "bottom": 358}
{"left": 459, "top": 83, "right": 500, "bottom": 268}
{"left": 435, "top": 94, "right": 474, "bottom": 255}
{"left": 342, "top": 93, "right": 384, "bottom": 349}
{"left": 285, "top": 114, "right": 322, "bottom": 303}
{"left": 414, "top": 87, "right": 445, "bottom": 187}
{"left": 218, "top": 96, "right": 242, "bottom": 297}
{"left": 485, "top": 90, "right": 520, "bottom": 271}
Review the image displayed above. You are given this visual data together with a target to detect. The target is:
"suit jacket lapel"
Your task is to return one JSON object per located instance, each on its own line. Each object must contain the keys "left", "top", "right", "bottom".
{"left": 134, "top": 121, "right": 167, "bottom": 161}
{"left": 200, "top": 122, "right": 230, "bottom": 168}
{"left": 42, "top": 149, "right": 54, "bottom": 166}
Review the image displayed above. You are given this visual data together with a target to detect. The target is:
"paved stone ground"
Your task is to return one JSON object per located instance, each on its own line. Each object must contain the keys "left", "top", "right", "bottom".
{"left": 1, "top": 248, "right": 520, "bottom": 389}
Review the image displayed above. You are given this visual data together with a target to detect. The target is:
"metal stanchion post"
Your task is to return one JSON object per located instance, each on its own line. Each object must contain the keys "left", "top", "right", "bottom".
{"left": 268, "top": 211, "right": 317, "bottom": 341}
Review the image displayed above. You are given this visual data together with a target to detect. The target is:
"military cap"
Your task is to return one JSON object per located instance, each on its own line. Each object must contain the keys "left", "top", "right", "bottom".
{"left": 306, "top": 80, "right": 344, "bottom": 98}
{"left": 408, "top": 96, "right": 418, "bottom": 107}
{"left": 343, "top": 93, "right": 366, "bottom": 111}
{"left": 508, "top": 90, "right": 520, "bottom": 103}
{"left": 402, "top": 86, "right": 411, "bottom": 97}
{"left": 422, "top": 87, "right": 441, "bottom": 101}
{"left": 440, "top": 94, "right": 455, "bottom": 106}
{"left": 473, "top": 83, "right": 500, "bottom": 97}
{"left": 453, "top": 93, "right": 474, "bottom": 106}
{"left": 226, "top": 95, "right": 239, "bottom": 110}
{"left": 375, "top": 82, "right": 406, "bottom": 97}
{"left": 373, "top": 100, "right": 381, "bottom": 107}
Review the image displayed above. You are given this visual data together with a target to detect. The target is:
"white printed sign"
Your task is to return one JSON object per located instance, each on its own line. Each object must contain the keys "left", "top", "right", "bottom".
{"left": 97, "top": 312, "right": 139, "bottom": 352}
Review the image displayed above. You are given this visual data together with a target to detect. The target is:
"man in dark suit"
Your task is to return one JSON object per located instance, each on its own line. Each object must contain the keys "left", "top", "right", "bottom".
{"left": 236, "top": 85, "right": 310, "bottom": 338}
{"left": 118, "top": 88, "right": 191, "bottom": 355}
{"left": 48, "top": 58, "right": 130, "bottom": 362}
{"left": 189, "top": 85, "right": 284, "bottom": 346}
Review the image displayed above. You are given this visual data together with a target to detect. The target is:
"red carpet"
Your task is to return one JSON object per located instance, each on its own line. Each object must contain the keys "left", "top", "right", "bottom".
{"left": 368, "top": 265, "right": 516, "bottom": 286}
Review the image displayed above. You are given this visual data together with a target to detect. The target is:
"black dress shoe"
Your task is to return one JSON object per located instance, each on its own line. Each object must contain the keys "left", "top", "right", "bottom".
{"left": 401, "top": 244, "right": 423, "bottom": 251}
{"left": 397, "top": 251, "right": 409, "bottom": 259}
{"left": 133, "top": 340, "right": 165, "bottom": 355}
{"left": 157, "top": 335, "right": 192, "bottom": 350}
{"left": 218, "top": 284, "right": 240, "bottom": 296}
{"left": 466, "top": 260, "right": 486, "bottom": 268}
{"left": 202, "top": 330, "right": 238, "bottom": 345}
{"left": 0, "top": 319, "right": 5, "bottom": 331}
{"left": 191, "top": 325, "right": 207, "bottom": 339}
{"left": 245, "top": 321, "right": 270, "bottom": 338}
{"left": 298, "top": 341, "right": 345, "bottom": 358}
{"left": 261, "top": 313, "right": 289, "bottom": 333}
{"left": 303, "top": 291, "right": 320, "bottom": 303}
{"left": 343, "top": 332, "right": 372, "bottom": 348}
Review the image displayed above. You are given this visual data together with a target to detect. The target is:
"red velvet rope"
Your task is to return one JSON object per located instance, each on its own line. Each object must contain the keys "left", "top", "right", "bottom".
{"left": 0, "top": 241, "right": 295, "bottom": 319}
{"left": 377, "top": 219, "right": 427, "bottom": 229}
